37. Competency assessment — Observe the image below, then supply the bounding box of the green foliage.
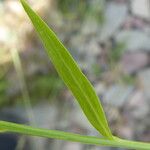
[0,79,7,94]
[0,77,8,106]
[57,0,87,17]
[0,67,64,107]
[92,63,103,76]
[85,0,105,23]
[57,0,105,23]
[120,74,136,85]
[0,0,149,149]
[20,0,112,139]
[29,74,64,101]
[109,42,126,65]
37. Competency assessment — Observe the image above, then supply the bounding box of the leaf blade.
[20,0,113,139]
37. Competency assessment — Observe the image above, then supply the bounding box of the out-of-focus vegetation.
[0,77,8,106]
[27,74,64,102]
[57,0,105,23]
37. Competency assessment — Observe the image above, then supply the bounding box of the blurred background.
[0,0,150,149]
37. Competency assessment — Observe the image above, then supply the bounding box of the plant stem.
[0,121,149,150]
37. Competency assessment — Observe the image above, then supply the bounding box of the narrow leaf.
[20,0,113,139]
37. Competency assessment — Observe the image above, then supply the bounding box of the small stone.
[100,1,128,41]
[121,52,149,74]
[95,82,106,96]
[63,142,82,150]
[128,91,144,107]
[127,91,149,118]
[105,106,121,123]
[117,125,134,139]
[116,30,150,52]
[103,84,134,107]
[131,0,150,20]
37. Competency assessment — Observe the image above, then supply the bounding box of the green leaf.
[20,0,113,139]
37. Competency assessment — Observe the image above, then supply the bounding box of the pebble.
[127,91,149,119]
[121,52,150,74]
[100,1,128,41]
[131,0,150,20]
[103,84,134,107]
[116,30,150,52]
[62,142,82,150]
[117,125,134,139]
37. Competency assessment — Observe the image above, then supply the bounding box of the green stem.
[0,121,149,150]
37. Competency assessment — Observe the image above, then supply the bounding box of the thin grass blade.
[20,0,113,139]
